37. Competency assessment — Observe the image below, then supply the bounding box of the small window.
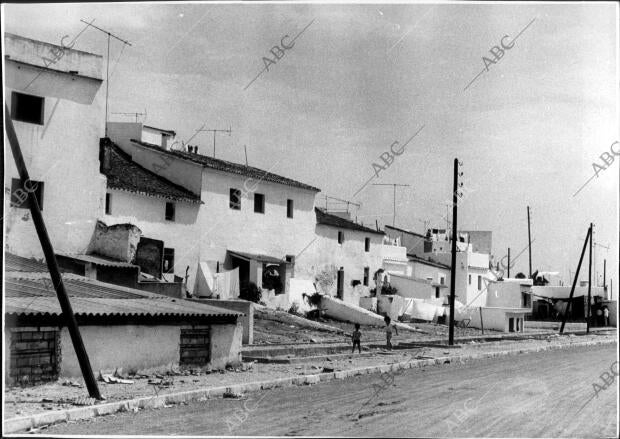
[254,193,265,214]
[287,199,294,218]
[477,275,482,291]
[338,231,344,245]
[163,248,175,273]
[468,274,472,285]
[10,178,44,210]
[365,237,370,252]
[435,287,441,299]
[105,193,111,214]
[229,188,241,210]
[11,92,44,125]
[440,276,445,285]
[165,202,175,221]
[363,267,369,286]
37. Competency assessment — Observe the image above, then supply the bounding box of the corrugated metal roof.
[56,252,138,268]
[4,277,242,318]
[5,253,48,272]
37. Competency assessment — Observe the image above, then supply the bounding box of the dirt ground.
[43,342,618,437]
[4,332,615,421]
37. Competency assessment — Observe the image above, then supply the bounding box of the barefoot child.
[351,323,362,353]
[384,315,398,350]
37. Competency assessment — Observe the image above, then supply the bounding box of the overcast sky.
[4,1,618,290]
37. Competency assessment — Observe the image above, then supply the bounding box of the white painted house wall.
[4,33,106,258]
[103,189,201,284]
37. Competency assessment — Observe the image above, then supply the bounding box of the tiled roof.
[4,277,243,318]
[385,224,427,239]
[315,208,384,235]
[131,139,321,192]
[5,253,48,272]
[103,142,201,204]
[228,250,284,264]
[56,252,137,268]
[407,253,451,270]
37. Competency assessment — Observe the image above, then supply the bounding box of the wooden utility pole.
[448,158,461,345]
[372,183,410,227]
[560,225,591,334]
[527,206,532,278]
[587,223,593,333]
[4,104,102,399]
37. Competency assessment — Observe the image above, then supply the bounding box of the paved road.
[45,344,617,437]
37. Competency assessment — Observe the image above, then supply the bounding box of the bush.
[240,282,262,303]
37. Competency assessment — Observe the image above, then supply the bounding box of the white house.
[100,139,202,284]
[299,208,384,305]
[106,122,321,296]
[4,33,106,258]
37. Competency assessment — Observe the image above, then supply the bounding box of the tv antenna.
[198,126,232,158]
[372,183,410,227]
[112,108,147,123]
[80,19,132,137]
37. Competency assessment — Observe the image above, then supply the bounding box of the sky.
[3,1,618,291]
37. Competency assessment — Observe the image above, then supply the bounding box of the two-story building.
[4,33,106,257]
[106,122,321,295]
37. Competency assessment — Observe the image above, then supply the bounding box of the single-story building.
[4,254,243,386]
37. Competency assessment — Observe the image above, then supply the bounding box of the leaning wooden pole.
[4,104,102,399]
[448,158,459,346]
[586,223,593,333]
[560,225,591,335]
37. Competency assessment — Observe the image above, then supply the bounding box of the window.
[105,193,111,214]
[468,274,472,285]
[229,188,241,210]
[337,268,344,299]
[287,199,294,218]
[180,328,210,365]
[435,287,441,299]
[165,202,175,221]
[338,231,344,244]
[10,178,44,210]
[254,193,265,214]
[477,275,482,291]
[163,248,175,273]
[363,267,369,286]
[440,276,445,285]
[365,237,370,252]
[11,92,44,125]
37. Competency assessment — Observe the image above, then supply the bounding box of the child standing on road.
[384,315,398,350]
[351,323,362,353]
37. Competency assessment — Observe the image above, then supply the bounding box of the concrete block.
[242,382,262,393]
[66,407,95,421]
[3,416,34,434]
[334,371,348,379]
[32,411,67,428]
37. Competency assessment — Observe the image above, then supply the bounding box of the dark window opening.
[440,276,445,285]
[10,178,44,210]
[435,287,441,299]
[105,193,111,214]
[180,328,210,366]
[163,248,175,273]
[338,231,344,244]
[9,329,59,386]
[254,193,265,214]
[365,237,370,252]
[165,202,175,221]
[11,92,44,125]
[477,275,482,291]
[229,188,241,210]
[468,274,472,285]
[363,267,369,286]
[337,268,344,299]
[287,199,294,218]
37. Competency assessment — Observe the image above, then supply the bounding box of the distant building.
[4,33,105,257]
[460,230,493,256]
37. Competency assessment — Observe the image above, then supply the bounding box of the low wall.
[60,325,180,377]
[321,295,384,326]
[359,297,377,312]
[137,281,184,298]
[469,307,528,332]
[192,299,253,344]
[210,321,243,369]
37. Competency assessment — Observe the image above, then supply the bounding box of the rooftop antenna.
[244,145,248,166]
[81,19,132,137]
[198,126,232,158]
[112,108,146,123]
[372,183,411,227]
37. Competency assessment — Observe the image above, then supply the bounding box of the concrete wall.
[4,35,106,260]
[298,224,383,303]
[469,308,528,332]
[384,226,427,256]
[104,189,200,286]
[138,281,184,298]
[194,299,253,344]
[60,325,180,377]
[209,321,243,369]
[409,260,450,287]
[87,220,142,263]
[487,279,532,309]
[390,273,437,300]
[321,295,385,326]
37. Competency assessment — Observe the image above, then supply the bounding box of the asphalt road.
[44,343,618,437]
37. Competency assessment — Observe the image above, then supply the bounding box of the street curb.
[3,338,616,434]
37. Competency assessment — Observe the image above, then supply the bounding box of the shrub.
[303,292,323,308]
[240,282,262,303]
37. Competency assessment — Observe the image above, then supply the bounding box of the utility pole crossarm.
[198,126,232,158]
[372,183,410,227]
